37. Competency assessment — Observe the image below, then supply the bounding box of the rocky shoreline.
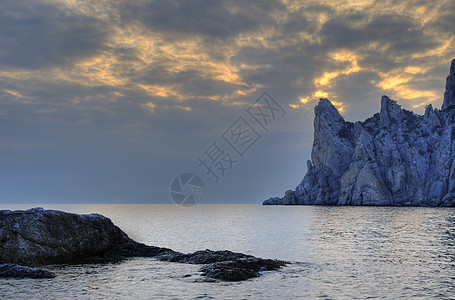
[0,208,287,281]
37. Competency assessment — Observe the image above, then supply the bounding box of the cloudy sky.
[1,0,454,204]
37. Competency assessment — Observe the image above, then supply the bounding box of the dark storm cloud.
[115,0,284,40]
[235,43,322,92]
[0,0,112,70]
[320,13,437,54]
[429,1,455,35]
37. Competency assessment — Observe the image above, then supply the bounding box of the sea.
[0,204,454,299]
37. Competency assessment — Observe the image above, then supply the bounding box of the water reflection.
[1,204,454,299]
[309,207,455,298]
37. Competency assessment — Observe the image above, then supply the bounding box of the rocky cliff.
[264,59,455,206]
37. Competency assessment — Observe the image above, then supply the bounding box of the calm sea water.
[1,204,454,299]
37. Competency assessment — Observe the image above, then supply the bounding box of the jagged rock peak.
[379,95,405,128]
[442,59,455,110]
[315,98,343,122]
[423,103,441,127]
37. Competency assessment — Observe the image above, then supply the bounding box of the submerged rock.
[158,249,249,264]
[264,59,455,206]
[160,249,286,281]
[0,208,287,281]
[200,257,286,281]
[0,264,55,279]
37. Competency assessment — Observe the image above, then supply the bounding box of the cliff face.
[442,59,455,110]
[264,59,455,206]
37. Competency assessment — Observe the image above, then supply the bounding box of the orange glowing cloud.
[313,90,329,98]
[377,66,439,106]
[314,49,362,88]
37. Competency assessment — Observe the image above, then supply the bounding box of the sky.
[1,0,455,204]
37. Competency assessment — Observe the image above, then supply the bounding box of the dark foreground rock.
[0,207,171,265]
[264,58,455,206]
[159,249,252,264]
[0,208,287,281]
[160,249,287,281]
[200,257,287,281]
[0,264,55,279]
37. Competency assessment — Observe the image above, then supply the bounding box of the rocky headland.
[264,59,455,206]
[0,208,287,281]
